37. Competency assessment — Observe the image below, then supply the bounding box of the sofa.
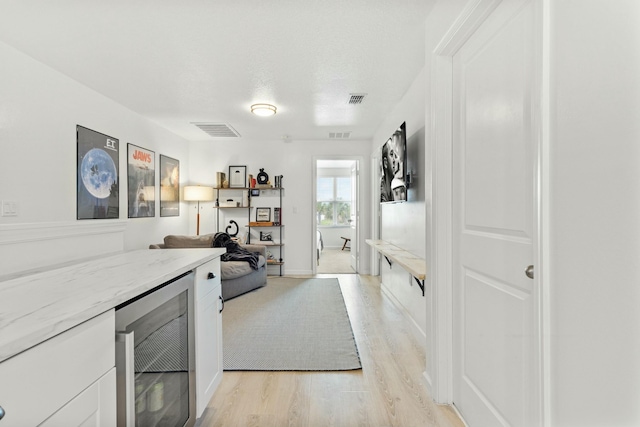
[149,234,267,300]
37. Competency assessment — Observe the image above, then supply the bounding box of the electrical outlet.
[1,200,18,217]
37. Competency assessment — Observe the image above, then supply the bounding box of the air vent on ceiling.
[192,122,240,138]
[329,132,352,139]
[348,93,367,104]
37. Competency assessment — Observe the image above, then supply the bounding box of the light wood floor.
[196,274,464,427]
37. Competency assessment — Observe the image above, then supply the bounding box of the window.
[317,176,351,226]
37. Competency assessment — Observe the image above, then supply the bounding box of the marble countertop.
[0,248,225,363]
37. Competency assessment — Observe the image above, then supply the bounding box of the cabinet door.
[194,259,223,418]
[0,311,114,426]
[40,368,116,427]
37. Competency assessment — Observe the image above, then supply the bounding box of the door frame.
[312,156,363,274]
[429,0,550,425]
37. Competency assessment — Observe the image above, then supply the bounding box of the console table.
[365,239,426,296]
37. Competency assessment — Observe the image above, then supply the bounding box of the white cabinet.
[194,257,224,418]
[40,368,116,427]
[0,311,115,426]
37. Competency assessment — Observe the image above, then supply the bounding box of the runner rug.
[222,277,361,371]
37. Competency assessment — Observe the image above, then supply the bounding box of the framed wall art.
[160,154,180,217]
[127,144,155,218]
[256,207,271,222]
[77,125,120,220]
[229,165,247,188]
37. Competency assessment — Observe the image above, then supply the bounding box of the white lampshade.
[183,185,215,201]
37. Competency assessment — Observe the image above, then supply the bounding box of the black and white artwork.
[380,122,407,203]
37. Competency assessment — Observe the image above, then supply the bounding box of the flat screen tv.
[380,122,407,203]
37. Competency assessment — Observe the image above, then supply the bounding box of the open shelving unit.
[247,187,284,276]
[213,186,284,276]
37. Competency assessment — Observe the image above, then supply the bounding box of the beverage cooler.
[115,271,196,427]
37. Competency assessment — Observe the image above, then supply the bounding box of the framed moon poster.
[77,125,120,220]
[160,155,180,217]
[127,144,155,218]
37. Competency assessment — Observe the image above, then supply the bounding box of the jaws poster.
[127,144,155,218]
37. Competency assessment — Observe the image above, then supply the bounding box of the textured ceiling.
[0,0,434,142]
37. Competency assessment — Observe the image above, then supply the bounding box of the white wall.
[0,41,191,275]
[550,2,640,426]
[371,67,428,338]
[188,138,372,275]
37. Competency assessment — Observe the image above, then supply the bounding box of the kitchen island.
[0,248,225,426]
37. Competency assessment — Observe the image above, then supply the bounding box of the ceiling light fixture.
[251,103,277,117]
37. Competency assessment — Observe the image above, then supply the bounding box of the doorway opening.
[313,159,359,274]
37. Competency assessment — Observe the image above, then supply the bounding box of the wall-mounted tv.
[380,122,407,203]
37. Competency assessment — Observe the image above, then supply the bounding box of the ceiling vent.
[348,93,367,104]
[329,132,352,139]
[192,122,240,138]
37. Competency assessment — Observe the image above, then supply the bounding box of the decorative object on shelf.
[77,125,120,220]
[216,172,226,188]
[275,175,283,188]
[127,143,155,218]
[242,190,249,207]
[220,199,239,207]
[257,168,269,185]
[251,177,257,188]
[260,231,273,241]
[183,185,214,235]
[248,174,253,187]
[256,207,271,222]
[274,207,281,225]
[250,103,277,117]
[226,220,239,237]
[229,165,247,188]
[251,189,260,197]
[159,154,180,217]
[249,221,274,226]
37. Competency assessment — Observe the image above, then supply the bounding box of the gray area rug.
[223,277,362,371]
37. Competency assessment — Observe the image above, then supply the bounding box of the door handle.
[525,265,534,279]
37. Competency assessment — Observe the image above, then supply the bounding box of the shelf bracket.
[384,255,392,267]
[413,276,425,297]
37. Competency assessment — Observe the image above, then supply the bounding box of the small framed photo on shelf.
[229,165,247,188]
[256,207,271,222]
[250,188,260,197]
[260,231,273,241]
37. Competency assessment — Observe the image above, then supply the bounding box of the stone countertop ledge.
[0,248,225,363]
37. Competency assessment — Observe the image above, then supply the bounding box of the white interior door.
[452,1,539,426]
[349,162,358,272]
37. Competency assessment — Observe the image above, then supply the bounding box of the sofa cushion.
[163,234,214,248]
[221,256,266,280]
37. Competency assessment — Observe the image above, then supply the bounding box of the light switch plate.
[2,200,18,217]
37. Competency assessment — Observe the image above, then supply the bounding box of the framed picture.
[251,189,260,197]
[256,207,271,222]
[260,231,273,241]
[229,165,247,188]
[127,144,155,218]
[77,125,120,220]
[160,155,180,217]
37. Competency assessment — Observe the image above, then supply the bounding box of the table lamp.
[183,185,215,235]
